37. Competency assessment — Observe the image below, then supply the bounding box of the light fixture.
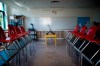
[52,10,57,14]
[50,0,60,14]
[51,0,60,3]
[51,0,60,7]
[14,2,23,6]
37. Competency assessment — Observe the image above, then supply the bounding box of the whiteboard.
[25,17,77,31]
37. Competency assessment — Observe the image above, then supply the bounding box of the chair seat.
[88,39,100,44]
[23,32,28,35]
[23,31,30,34]
[17,34,25,37]
[0,38,14,43]
[10,35,21,40]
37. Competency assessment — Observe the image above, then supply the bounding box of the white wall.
[7,5,100,31]
[8,7,95,17]
[93,8,100,22]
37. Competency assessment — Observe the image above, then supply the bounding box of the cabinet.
[9,15,25,26]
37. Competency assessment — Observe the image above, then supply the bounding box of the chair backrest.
[8,25,17,36]
[79,26,87,35]
[74,25,80,32]
[20,26,26,33]
[14,26,21,34]
[85,26,98,40]
[0,26,6,40]
[94,26,100,40]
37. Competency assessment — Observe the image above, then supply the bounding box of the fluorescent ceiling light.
[15,2,23,6]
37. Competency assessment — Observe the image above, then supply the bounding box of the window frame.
[0,2,7,30]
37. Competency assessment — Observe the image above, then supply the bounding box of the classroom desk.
[44,34,57,45]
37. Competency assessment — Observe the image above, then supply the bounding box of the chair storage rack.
[66,25,100,66]
[0,25,33,66]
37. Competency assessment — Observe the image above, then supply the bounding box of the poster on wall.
[78,17,90,28]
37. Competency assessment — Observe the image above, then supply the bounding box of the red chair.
[80,26,100,51]
[91,39,100,44]
[67,25,80,40]
[71,26,99,66]
[19,26,32,41]
[0,26,19,57]
[14,26,32,44]
[19,26,30,35]
[70,26,87,43]
[14,26,25,37]
[69,25,80,33]
[84,26,98,40]
[8,25,24,48]
[0,26,17,43]
[8,25,20,39]
[74,26,87,36]
[73,26,98,49]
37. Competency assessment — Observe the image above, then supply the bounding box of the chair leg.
[79,40,86,50]
[90,49,100,60]
[15,40,21,48]
[73,38,79,45]
[81,54,83,66]
[95,60,100,66]
[72,37,78,45]
[25,46,27,62]
[13,41,19,50]
[81,41,90,52]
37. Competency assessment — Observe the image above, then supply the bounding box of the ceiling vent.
[51,0,60,3]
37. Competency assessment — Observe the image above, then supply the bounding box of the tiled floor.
[9,39,76,66]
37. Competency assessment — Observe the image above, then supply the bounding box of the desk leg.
[45,37,47,45]
[55,37,56,46]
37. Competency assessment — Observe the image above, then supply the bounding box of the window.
[0,2,7,30]
[0,12,4,28]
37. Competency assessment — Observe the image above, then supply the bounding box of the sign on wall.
[78,17,90,28]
